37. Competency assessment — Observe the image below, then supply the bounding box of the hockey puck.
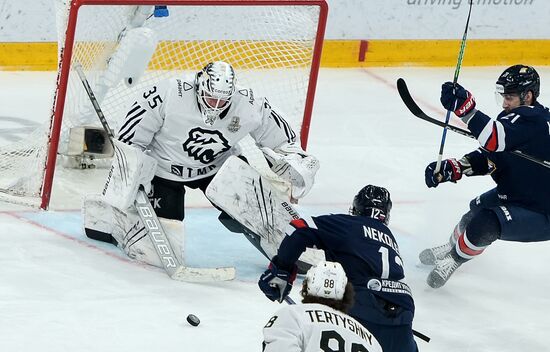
[186,314,200,327]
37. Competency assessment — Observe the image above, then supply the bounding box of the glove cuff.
[458,155,473,176]
[270,256,298,282]
[448,158,463,181]
[460,108,477,124]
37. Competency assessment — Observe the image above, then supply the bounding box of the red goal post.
[3,0,329,209]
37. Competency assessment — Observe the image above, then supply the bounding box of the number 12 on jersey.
[378,246,403,279]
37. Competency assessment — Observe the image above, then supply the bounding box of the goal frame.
[42,0,328,209]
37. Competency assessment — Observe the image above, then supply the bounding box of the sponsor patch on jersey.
[171,164,184,176]
[248,88,255,104]
[367,278,412,296]
[227,116,241,133]
[176,81,193,97]
[367,279,382,291]
[176,79,183,97]
[237,88,255,104]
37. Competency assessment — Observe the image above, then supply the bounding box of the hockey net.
[0,0,327,209]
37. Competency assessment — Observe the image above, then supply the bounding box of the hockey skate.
[426,252,463,288]
[419,242,453,265]
[419,225,462,265]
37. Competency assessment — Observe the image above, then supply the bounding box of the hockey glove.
[440,82,476,118]
[425,158,463,188]
[258,258,297,303]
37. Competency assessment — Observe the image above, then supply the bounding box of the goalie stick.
[396,78,550,170]
[283,297,431,343]
[74,63,236,282]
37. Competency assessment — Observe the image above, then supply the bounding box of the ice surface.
[1,67,549,351]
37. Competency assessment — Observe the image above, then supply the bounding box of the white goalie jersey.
[116,76,299,182]
[262,303,382,352]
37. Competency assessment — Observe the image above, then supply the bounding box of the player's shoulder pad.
[233,86,267,117]
[507,103,549,120]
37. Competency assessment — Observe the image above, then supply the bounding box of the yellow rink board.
[2,39,550,70]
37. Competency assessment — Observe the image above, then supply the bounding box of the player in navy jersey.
[258,185,418,352]
[420,64,550,288]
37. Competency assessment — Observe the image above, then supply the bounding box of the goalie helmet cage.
[0,0,328,209]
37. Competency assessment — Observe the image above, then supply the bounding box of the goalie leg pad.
[113,209,185,268]
[206,155,324,267]
[83,194,184,268]
[83,194,116,242]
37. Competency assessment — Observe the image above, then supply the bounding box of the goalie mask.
[305,261,348,300]
[195,61,236,125]
[350,185,392,225]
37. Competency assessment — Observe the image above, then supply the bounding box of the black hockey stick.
[284,296,431,343]
[434,0,473,173]
[397,78,550,169]
[397,78,473,138]
[74,63,235,281]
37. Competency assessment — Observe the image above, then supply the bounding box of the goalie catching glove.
[261,142,320,199]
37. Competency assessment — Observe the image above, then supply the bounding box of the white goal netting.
[0,1,327,208]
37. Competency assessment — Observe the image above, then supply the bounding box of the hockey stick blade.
[397,78,473,138]
[397,78,550,169]
[171,265,236,282]
[134,189,236,282]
